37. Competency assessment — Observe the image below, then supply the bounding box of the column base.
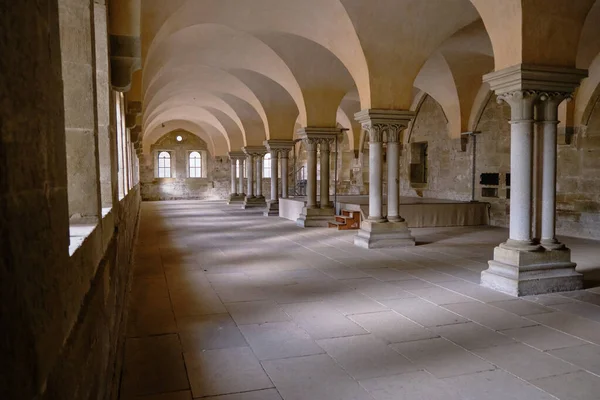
[242,196,266,209]
[481,244,582,297]
[354,220,415,249]
[296,207,335,227]
[228,194,245,204]
[263,200,280,216]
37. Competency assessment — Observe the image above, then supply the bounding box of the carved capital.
[496,90,541,121]
[354,109,412,144]
[537,92,573,122]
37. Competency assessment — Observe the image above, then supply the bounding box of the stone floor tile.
[239,322,324,361]
[550,344,600,375]
[317,334,419,380]
[437,280,515,302]
[282,301,368,339]
[551,301,600,323]
[431,322,516,350]
[501,325,588,351]
[225,300,290,325]
[443,369,557,400]
[202,389,282,400]
[262,354,373,400]
[443,302,538,330]
[349,311,438,344]
[359,267,414,281]
[184,347,273,398]
[473,343,580,381]
[391,338,495,378]
[406,286,475,305]
[528,312,600,344]
[524,294,576,306]
[359,371,462,400]
[170,287,227,318]
[177,314,247,352]
[530,371,600,400]
[120,335,189,398]
[322,290,389,315]
[389,278,434,290]
[407,268,460,283]
[560,290,600,306]
[320,266,370,280]
[340,278,415,300]
[383,297,468,327]
[133,391,192,400]
[488,299,554,316]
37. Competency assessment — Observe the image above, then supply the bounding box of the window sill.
[69,222,97,256]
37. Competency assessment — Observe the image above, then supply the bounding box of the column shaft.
[230,159,237,195]
[320,142,331,208]
[509,121,534,242]
[238,159,244,195]
[270,150,279,202]
[306,140,318,208]
[256,156,263,197]
[387,140,401,221]
[369,140,384,221]
[246,156,254,197]
[281,152,289,199]
[541,121,558,242]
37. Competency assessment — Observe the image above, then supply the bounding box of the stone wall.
[406,93,600,240]
[0,2,141,398]
[401,95,473,202]
[556,101,600,238]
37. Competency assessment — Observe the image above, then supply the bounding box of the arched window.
[158,151,171,178]
[263,153,271,178]
[189,151,202,178]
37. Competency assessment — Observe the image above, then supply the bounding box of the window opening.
[158,151,171,178]
[189,151,202,178]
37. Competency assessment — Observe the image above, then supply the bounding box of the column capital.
[242,146,267,157]
[228,151,246,161]
[355,109,413,143]
[483,64,587,95]
[263,140,295,152]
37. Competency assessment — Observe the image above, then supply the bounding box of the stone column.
[540,93,570,249]
[354,109,415,248]
[228,152,246,205]
[270,150,279,203]
[503,91,539,247]
[238,159,245,196]
[387,130,403,222]
[246,155,254,198]
[281,150,289,199]
[306,138,318,209]
[230,158,237,195]
[242,146,267,209]
[256,155,263,198]
[480,65,586,296]
[296,128,338,227]
[368,130,385,222]
[320,139,333,209]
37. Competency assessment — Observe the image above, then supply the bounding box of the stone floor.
[121,200,600,400]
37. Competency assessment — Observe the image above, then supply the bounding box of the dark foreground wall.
[0,1,141,398]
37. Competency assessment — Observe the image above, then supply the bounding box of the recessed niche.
[481,187,499,198]
[480,173,499,186]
